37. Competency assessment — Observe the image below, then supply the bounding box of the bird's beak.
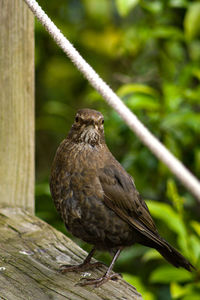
[87,124,98,131]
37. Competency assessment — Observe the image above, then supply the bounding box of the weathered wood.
[0,1,34,212]
[0,207,142,300]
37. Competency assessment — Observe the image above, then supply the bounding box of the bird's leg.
[78,248,122,287]
[60,247,104,273]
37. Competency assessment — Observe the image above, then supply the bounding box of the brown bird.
[50,108,195,287]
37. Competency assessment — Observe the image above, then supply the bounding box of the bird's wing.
[99,161,165,246]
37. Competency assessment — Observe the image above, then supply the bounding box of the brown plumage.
[50,108,195,287]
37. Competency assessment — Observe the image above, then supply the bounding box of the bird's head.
[68,109,105,147]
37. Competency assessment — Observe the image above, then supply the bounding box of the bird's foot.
[77,272,122,288]
[59,261,104,274]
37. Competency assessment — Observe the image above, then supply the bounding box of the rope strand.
[23,0,200,201]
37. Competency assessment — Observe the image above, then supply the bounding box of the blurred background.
[35,0,200,299]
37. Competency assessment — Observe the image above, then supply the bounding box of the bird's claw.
[76,272,122,288]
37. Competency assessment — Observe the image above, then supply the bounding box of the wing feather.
[98,161,169,248]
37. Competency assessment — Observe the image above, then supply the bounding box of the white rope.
[23,0,200,201]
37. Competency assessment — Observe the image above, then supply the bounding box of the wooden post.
[0,0,34,212]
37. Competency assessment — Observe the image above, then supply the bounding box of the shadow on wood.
[0,207,142,300]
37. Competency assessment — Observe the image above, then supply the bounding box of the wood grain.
[0,207,143,300]
[0,0,34,212]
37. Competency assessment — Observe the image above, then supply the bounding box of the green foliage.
[184,2,200,41]
[35,0,200,299]
[123,273,156,300]
[150,266,193,284]
[116,0,139,16]
[122,181,200,298]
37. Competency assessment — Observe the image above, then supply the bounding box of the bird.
[50,108,195,287]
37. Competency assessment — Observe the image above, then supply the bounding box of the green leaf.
[171,281,200,300]
[169,0,188,8]
[190,221,200,237]
[189,234,200,262]
[123,273,143,289]
[141,1,163,14]
[184,2,200,40]
[118,84,159,98]
[163,83,183,111]
[146,200,192,257]
[142,249,162,262]
[127,95,160,111]
[115,0,139,17]
[152,26,183,40]
[194,148,200,175]
[150,265,193,283]
[170,282,188,298]
[117,84,160,111]
[167,179,184,214]
[123,274,155,300]
[145,201,187,238]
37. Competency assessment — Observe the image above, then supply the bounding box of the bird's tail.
[138,230,195,271]
[154,238,195,272]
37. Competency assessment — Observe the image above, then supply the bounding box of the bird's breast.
[65,142,105,172]
[50,140,134,249]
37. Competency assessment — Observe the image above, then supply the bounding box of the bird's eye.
[75,116,79,122]
[101,119,104,124]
